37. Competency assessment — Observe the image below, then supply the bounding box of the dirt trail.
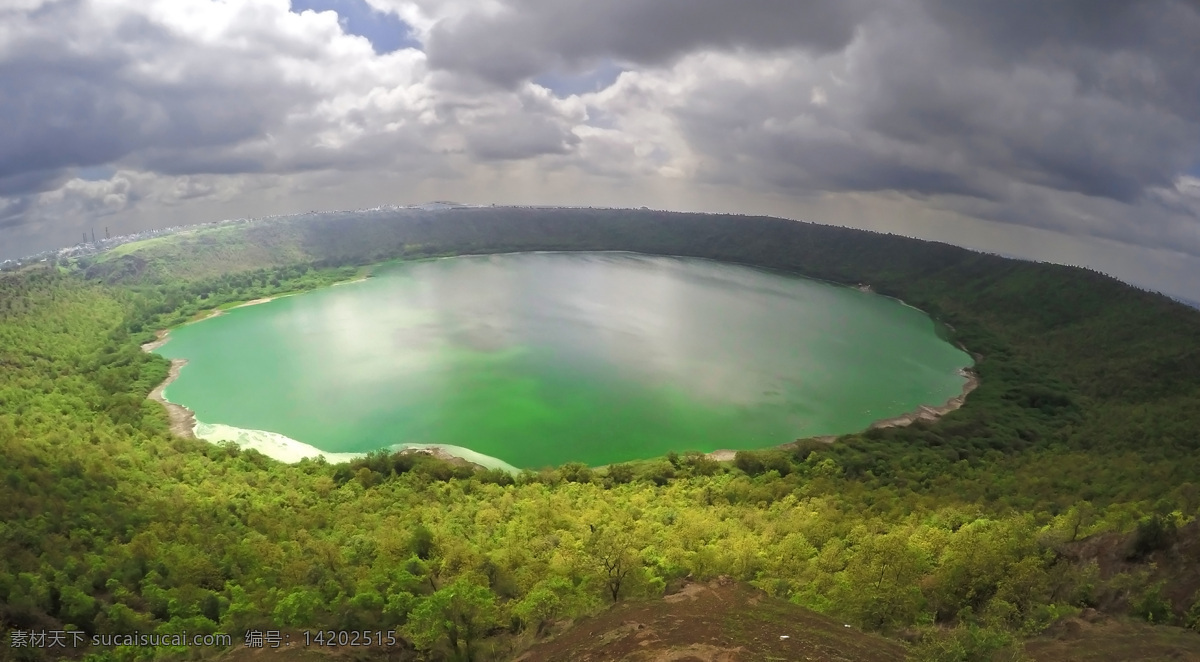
[514,577,905,662]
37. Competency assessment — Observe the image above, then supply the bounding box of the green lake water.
[156,252,971,468]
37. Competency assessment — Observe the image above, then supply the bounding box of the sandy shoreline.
[140,296,286,439]
[203,295,279,318]
[140,329,170,353]
[177,294,288,331]
[147,358,197,439]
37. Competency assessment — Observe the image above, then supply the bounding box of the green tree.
[512,577,589,636]
[838,530,929,630]
[586,525,641,603]
[272,588,323,627]
[403,578,499,662]
[411,524,436,560]
[1184,590,1200,631]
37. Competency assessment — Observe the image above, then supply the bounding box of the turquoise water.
[156,252,971,468]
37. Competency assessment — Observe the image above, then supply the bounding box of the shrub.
[1127,515,1176,560]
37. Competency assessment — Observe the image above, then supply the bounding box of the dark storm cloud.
[0,169,72,198]
[675,100,988,201]
[627,0,1200,252]
[424,0,873,87]
[3,0,1200,265]
[878,0,1200,198]
[0,4,302,203]
[431,0,1198,217]
[466,120,580,161]
[0,0,454,219]
[924,0,1200,115]
[850,19,1200,204]
[0,196,37,230]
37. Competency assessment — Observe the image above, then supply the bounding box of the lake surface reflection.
[157,252,971,468]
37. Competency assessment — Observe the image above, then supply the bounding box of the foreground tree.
[404,577,500,662]
[586,525,641,603]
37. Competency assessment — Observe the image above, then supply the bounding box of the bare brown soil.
[214,632,415,662]
[1026,613,1200,661]
[1061,520,1200,618]
[396,446,488,472]
[513,577,906,662]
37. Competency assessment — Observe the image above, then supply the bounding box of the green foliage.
[603,463,635,486]
[1185,591,1200,631]
[410,525,436,561]
[512,577,589,635]
[272,589,323,627]
[403,578,499,661]
[1128,515,1177,560]
[584,522,642,602]
[635,459,676,486]
[559,462,594,484]
[734,450,792,477]
[910,624,1027,662]
[1132,582,1175,625]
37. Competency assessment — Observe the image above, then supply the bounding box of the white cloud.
[2,0,1200,301]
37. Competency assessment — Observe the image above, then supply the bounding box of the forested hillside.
[4,209,1200,661]
[86,208,1200,464]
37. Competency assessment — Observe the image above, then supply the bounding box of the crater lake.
[154,252,972,468]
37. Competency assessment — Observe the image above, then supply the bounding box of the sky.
[1,0,1199,301]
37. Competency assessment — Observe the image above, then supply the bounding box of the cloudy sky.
[2,0,1199,300]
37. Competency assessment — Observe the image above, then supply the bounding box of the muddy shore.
[396,446,488,471]
[868,367,979,429]
[705,368,979,461]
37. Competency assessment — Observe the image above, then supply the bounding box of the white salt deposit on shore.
[192,421,518,472]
